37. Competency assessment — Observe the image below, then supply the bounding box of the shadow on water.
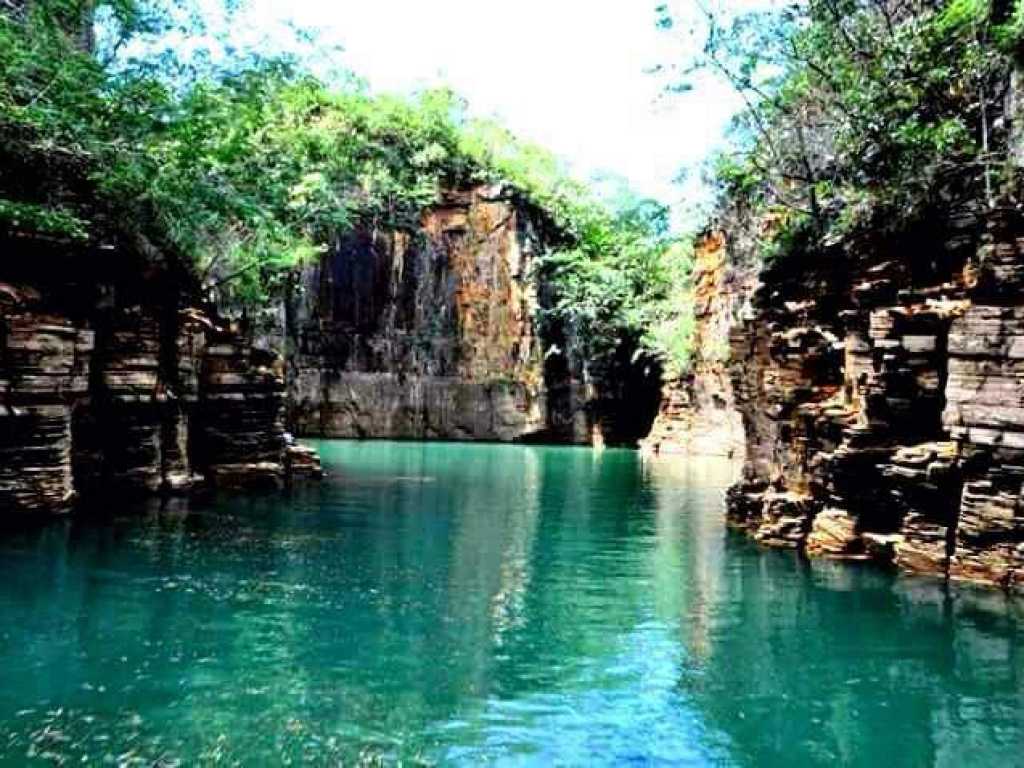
[0,441,1020,765]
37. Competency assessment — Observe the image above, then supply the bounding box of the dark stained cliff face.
[708,208,1024,594]
[0,178,665,520]
[279,185,606,444]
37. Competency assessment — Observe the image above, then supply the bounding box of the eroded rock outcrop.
[0,239,316,521]
[0,296,93,515]
[720,209,1024,593]
[197,335,288,489]
[642,231,748,457]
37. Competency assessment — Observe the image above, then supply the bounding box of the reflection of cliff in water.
[647,457,1024,768]
[0,444,670,762]
[0,446,1020,765]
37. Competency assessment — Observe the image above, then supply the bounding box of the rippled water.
[0,441,1022,766]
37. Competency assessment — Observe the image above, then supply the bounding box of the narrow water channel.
[0,441,1021,766]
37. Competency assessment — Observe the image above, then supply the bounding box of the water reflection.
[641,456,1024,768]
[0,442,1019,766]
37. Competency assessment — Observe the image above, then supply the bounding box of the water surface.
[0,441,1021,766]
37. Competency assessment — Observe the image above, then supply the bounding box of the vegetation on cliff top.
[10,0,1020,388]
[0,0,694,374]
[660,0,1024,267]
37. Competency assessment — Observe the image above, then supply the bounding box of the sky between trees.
[138,0,763,226]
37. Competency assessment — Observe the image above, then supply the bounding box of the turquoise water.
[0,441,1022,766]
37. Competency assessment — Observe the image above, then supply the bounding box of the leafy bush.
[537,192,694,375]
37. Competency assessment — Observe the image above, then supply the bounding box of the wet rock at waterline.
[710,210,1024,593]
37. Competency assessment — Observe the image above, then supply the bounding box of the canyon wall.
[714,209,1024,594]
[0,238,318,521]
[0,180,660,523]
[267,185,658,445]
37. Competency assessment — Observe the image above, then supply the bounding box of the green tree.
[2,0,694,376]
[658,0,1023,260]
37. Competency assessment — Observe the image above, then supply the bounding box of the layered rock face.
[0,242,314,521]
[722,210,1024,593]
[642,232,748,457]
[0,300,93,514]
[276,186,609,444]
[195,334,290,489]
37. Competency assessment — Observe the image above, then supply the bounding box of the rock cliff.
[0,234,317,521]
[713,209,1024,594]
[642,231,747,457]
[270,185,657,445]
[0,177,662,522]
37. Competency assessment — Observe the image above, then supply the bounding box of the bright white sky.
[196,0,750,219]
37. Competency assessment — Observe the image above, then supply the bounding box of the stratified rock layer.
[197,338,287,489]
[0,255,315,520]
[0,307,92,515]
[721,209,1024,592]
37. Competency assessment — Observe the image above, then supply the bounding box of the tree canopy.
[0,0,694,373]
[658,0,1024,264]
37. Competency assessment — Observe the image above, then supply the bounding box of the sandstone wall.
[642,232,749,457]
[720,209,1024,594]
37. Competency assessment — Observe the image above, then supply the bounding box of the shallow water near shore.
[0,440,1021,766]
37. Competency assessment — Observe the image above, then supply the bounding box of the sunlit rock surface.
[642,231,747,457]
[272,185,660,445]
[273,186,563,442]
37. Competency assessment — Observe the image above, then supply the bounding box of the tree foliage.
[538,191,694,376]
[659,0,1024,263]
[0,0,692,372]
